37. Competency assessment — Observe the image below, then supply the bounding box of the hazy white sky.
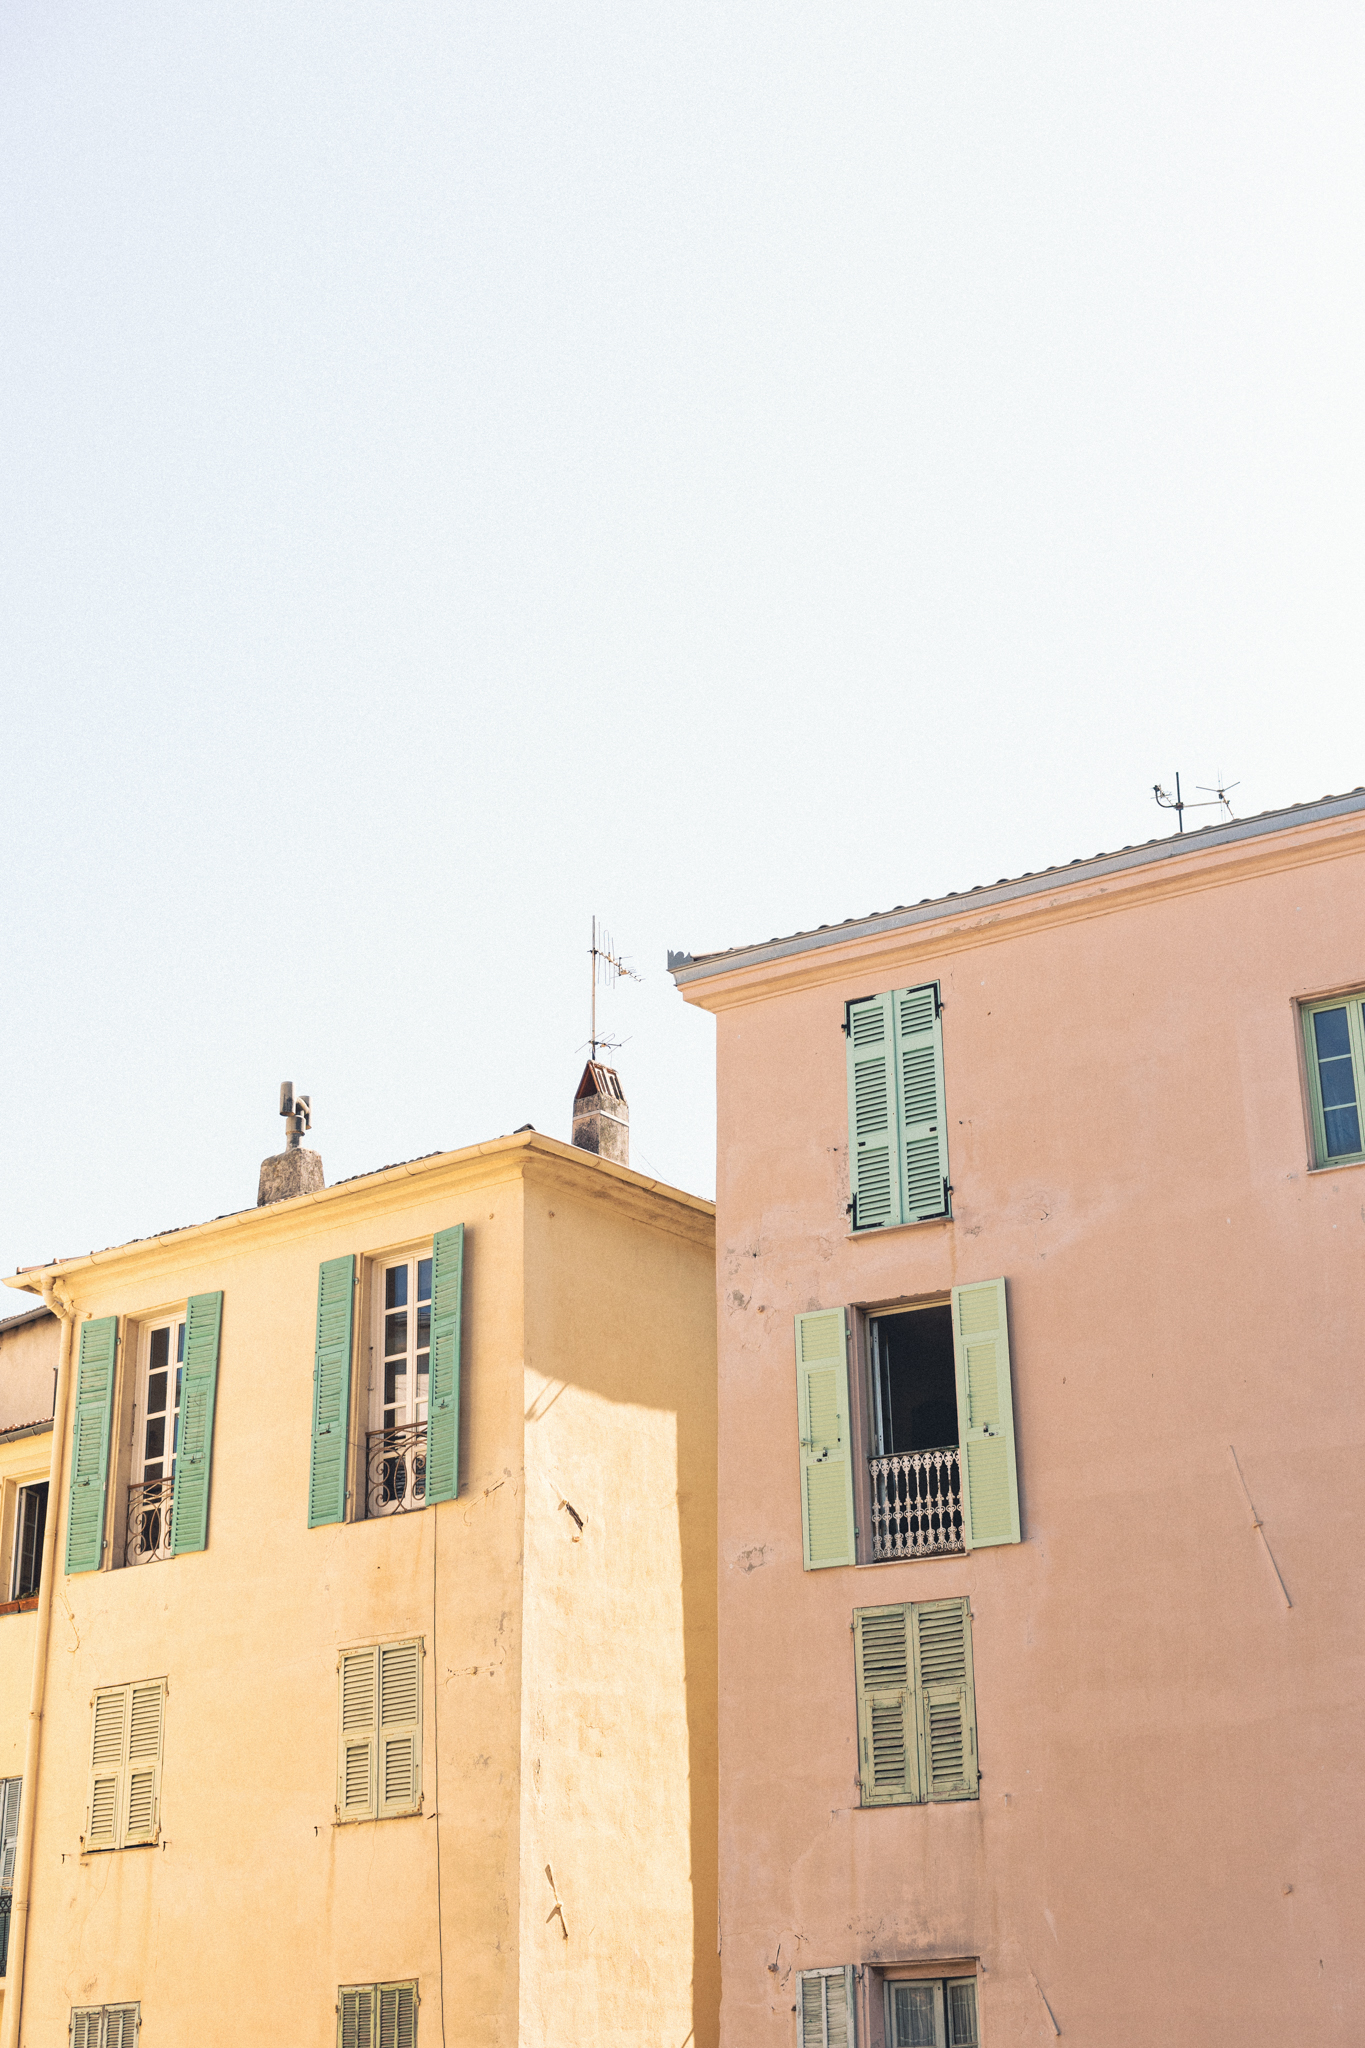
[3,4,1364,1312]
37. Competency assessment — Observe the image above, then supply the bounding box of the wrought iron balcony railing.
[0,1888,11,1976]
[869,1447,965,1560]
[126,1477,175,1565]
[367,1422,427,1517]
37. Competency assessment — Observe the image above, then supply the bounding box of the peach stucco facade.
[675,792,1365,2045]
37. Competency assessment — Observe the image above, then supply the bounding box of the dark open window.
[12,1483,47,1600]
[868,1307,964,1559]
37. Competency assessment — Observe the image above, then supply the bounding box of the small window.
[70,2005,140,2047]
[85,1681,165,1850]
[886,1976,979,2047]
[338,1980,418,2047]
[869,1308,964,1561]
[854,1598,978,1806]
[11,1482,48,1600]
[127,1315,184,1565]
[367,1252,432,1517]
[337,1640,423,1821]
[1303,994,1365,1166]
[1,1775,20,1973]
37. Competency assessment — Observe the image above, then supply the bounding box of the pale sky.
[3,4,1364,1313]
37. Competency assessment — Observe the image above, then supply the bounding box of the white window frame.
[1302,989,1365,1168]
[366,1245,432,1518]
[129,1311,185,1563]
[884,1975,978,2048]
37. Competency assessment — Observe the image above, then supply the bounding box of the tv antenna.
[589,916,641,1062]
[1153,772,1239,834]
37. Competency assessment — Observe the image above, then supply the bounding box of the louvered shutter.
[338,1648,378,1820]
[378,1641,422,1816]
[378,1982,417,2048]
[426,1225,463,1505]
[340,1987,376,2048]
[895,985,949,1221]
[912,1599,978,1801]
[171,1291,222,1555]
[103,2006,140,2047]
[310,1257,356,1528]
[87,1687,127,1848]
[123,1682,164,1843]
[950,1279,1020,1549]
[70,2012,102,2048]
[794,1310,856,1571]
[847,993,902,1229]
[799,1968,856,2048]
[0,1776,20,1888]
[66,1317,119,1575]
[854,1605,918,1806]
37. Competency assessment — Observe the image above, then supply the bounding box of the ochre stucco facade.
[676,795,1365,2045]
[0,1132,717,2048]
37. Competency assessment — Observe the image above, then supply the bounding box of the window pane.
[1313,1008,1361,1156]
[385,1362,406,1407]
[386,1265,408,1309]
[1314,1006,1352,1060]
[893,1984,938,2047]
[144,1417,165,1465]
[146,1370,167,1417]
[947,1981,978,2046]
[417,1305,430,1354]
[1324,1102,1363,1156]
[417,1257,432,1303]
[385,1312,408,1358]
[176,1320,185,1363]
[148,1326,169,1373]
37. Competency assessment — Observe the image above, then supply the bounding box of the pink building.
[672,790,1365,2047]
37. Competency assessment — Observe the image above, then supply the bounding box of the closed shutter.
[66,1317,119,1575]
[378,1982,417,2048]
[426,1225,464,1505]
[103,2006,141,2047]
[87,1687,127,1849]
[794,1310,856,1571]
[123,1682,165,1843]
[171,1291,223,1555]
[896,985,949,1221]
[340,1988,376,2048]
[339,1648,378,1821]
[912,1599,978,1801]
[799,1968,856,2048]
[70,2012,102,2048]
[847,993,901,1229]
[950,1279,1020,1549]
[854,1605,918,1805]
[378,1641,422,1816]
[310,1257,356,1529]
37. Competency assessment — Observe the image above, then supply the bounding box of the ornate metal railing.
[126,1477,174,1565]
[0,1889,10,1976]
[869,1447,964,1560]
[367,1423,427,1517]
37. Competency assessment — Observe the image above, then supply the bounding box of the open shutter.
[87,1686,127,1849]
[171,1291,222,1555]
[340,1988,376,2048]
[896,984,949,1221]
[123,1681,164,1843]
[847,993,902,1230]
[795,1310,856,1570]
[799,1968,856,2048]
[66,1317,118,1575]
[338,1648,378,1821]
[310,1257,356,1528]
[427,1225,464,1505]
[1,1776,21,1889]
[854,1605,918,1806]
[378,1983,417,2048]
[913,1598,978,1800]
[378,1640,422,1816]
[951,1279,1020,1549]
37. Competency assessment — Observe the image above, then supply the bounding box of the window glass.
[371,1252,433,1514]
[12,1483,47,1600]
[947,1980,978,2047]
[1313,1006,1362,1156]
[892,1983,939,2046]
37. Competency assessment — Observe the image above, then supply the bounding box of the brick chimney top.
[571,1062,629,1166]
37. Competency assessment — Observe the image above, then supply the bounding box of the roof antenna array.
[1153,773,1239,834]
[588,916,641,1062]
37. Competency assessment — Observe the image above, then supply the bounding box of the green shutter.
[170,1291,222,1555]
[795,1309,856,1570]
[378,1982,417,2048]
[895,984,949,1221]
[338,1647,378,1821]
[426,1225,464,1505]
[65,1316,119,1575]
[855,1604,918,1805]
[377,1639,422,1816]
[951,1278,1020,1548]
[847,992,902,1229]
[309,1256,356,1529]
[913,1598,978,1800]
[340,1988,376,2048]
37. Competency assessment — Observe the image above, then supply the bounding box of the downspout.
[1,1276,75,2048]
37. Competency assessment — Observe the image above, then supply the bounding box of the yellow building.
[0,1121,717,2048]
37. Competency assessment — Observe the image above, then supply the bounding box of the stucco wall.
[0,1314,57,1435]
[691,820,1365,2044]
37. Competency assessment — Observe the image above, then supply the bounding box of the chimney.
[258,1081,325,1205]
[571,1061,629,1167]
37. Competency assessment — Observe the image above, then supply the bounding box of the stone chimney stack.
[258,1081,325,1205]
[571,1061,629,1167]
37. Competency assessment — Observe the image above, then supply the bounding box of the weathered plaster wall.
[518,1166,719,2048]
[0,1314,57,1434]
[691,821,1365,2045]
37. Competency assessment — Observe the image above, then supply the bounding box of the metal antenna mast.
[1153,773,1239,834]
[589,916,641,1062]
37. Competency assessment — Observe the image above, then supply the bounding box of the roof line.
[668,788,1365,985]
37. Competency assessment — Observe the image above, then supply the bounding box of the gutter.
[0,1277,75,2048]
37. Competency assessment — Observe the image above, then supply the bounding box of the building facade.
[0,1130,717,2047]
[672,790,1365,2045]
